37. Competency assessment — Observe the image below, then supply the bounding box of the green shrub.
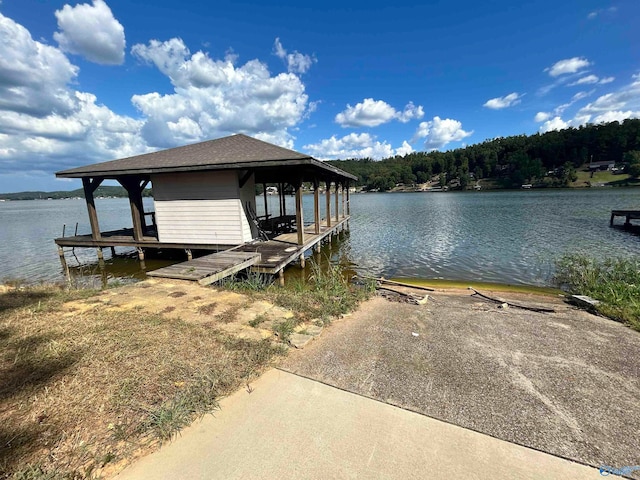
[554,254,640,330]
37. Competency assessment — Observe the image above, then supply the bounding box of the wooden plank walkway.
[147,251,261,285]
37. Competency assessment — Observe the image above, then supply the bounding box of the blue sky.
[0,0,638,192]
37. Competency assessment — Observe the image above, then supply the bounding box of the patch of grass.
[221,272,272,292]
[272,319,295,342]
[0,284,284,478]
[215,303,244,323]
[196,302,218,315]
[248,313,269,328]
[269,261,374,325]
[554,254,640,331]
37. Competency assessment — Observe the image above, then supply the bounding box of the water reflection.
[1,189,639,286]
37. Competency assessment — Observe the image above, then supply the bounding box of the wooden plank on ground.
[147,251,261,282]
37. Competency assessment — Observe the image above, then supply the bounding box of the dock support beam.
[57,245,70,279]
[325,180,332,228]
[278,269,285,287]
[295,180,304,246]
[186,249,193,261]
[342,182,346,220]
[82,177,103,240]
[263,183,268,219]
[137,247,146,270]
[335,182,340,223]
[313,179,321,235]
[119,178,147,242]
[300,254,306,269]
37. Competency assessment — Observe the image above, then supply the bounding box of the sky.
[0,0,638,192]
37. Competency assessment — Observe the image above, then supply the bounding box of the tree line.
[327,119,640,190]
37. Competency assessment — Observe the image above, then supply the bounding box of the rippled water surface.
[1,189,639,286]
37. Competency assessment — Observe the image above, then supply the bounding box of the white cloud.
[537,75,640,132]
[545,57,591,77]
[0,13,78,117]
[483,92,523,110]
[0,14,314,181]
[395,141,414,156]
[592,110,640,123]
[273,37,315,74]
[569,75,598,86]
[335,99,395,127]
[396,102,424,123]
[411,116,473,150]
[569,75,615,86]
[335,98,424,127]
[131,37,312,148]
[534,112,550,122]
[54,0,125,65]
[539,116,569,133]
[587,6,617,20]
[303,133,410,160]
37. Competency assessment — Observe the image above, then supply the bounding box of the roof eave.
[56,157,357,181]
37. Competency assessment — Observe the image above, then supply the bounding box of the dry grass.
[0,284,284,479]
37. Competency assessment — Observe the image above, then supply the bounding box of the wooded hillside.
[328,119,640,190]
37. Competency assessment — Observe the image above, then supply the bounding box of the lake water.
[1,188,638,286]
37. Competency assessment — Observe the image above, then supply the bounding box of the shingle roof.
[56,134,356,181]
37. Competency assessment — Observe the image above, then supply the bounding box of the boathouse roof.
[56,134,356,182]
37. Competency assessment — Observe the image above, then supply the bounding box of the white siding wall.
[152,171,255,245]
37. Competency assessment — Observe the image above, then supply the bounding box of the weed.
[555,254,640,331]
[272,319,295,342]
[197,302,218,315]
[248,313,269,328]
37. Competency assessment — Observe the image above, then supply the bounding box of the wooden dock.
[143,216,349,284]
[147,251,261,285]
[610,210,640,227]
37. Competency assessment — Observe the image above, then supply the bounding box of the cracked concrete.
[281,291,640,476]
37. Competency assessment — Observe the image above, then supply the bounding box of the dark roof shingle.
[56,134,356,181]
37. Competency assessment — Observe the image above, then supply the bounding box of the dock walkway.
[145,216,349,284]
[147,251,261,285]
[610,210,640,227]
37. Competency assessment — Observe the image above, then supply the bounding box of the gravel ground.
[281,291,640,477]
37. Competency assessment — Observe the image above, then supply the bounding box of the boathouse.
[55,134,356,284]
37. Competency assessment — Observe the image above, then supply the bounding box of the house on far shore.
[54,134,356,284]
[589,160,616,172]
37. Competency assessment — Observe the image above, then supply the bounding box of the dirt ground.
[281,288,640,477]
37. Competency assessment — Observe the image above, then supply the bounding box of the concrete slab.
[115,369,595,480]
[282,294,640,476]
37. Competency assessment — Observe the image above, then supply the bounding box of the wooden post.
[300,254,306,269]
[278,269,285,286]
[341,183,346,220]
[136,247,146,270]
[57,245,70,279]
[279,183,284,217]
[325,180,332,228]
[346,182,351,215]
[313,179,320,234]
[119,178,145,242]
[82,177,103,240]
[335,181,340,223]
[110,246,116,256]
[186,249,193,261]
[263,183,268,218]
[96,247,104,268]
[295,181,304,245]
